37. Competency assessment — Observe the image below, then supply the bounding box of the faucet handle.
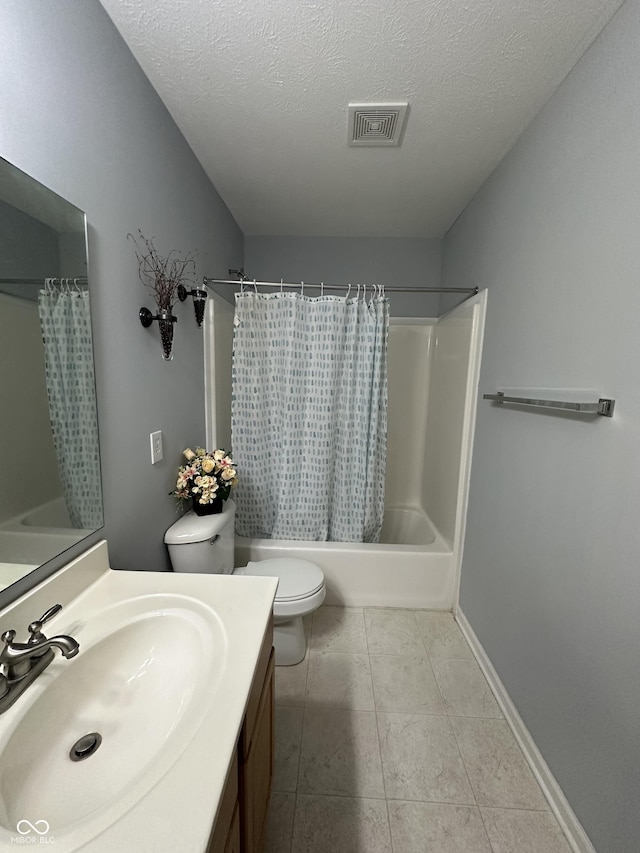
[28,604,63,645]
[1,630,16,646]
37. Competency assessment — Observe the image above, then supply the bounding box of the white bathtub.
[0,526,90,592]
[0,497,91,540]
[0,561,39,593]
[0,496,90,585]
[16,496,75,529]
[235,505,454,609]
[0,496,77,531]
[379,507,436,546]
[0,529,85,566]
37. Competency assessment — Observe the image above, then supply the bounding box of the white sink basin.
[0,593,225,846]
[0,543,276,851]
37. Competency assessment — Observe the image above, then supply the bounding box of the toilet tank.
[164,499,236,574]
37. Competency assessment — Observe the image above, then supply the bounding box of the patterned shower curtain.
[232,289,389,542]
[38,286,103,530]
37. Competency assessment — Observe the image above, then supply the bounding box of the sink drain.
[70,732,102,762]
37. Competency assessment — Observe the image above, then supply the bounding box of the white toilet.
[164,499,325,665]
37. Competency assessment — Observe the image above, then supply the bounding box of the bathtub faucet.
[0,603,79,714]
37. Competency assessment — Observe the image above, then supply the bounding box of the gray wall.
[245,236,442,317]
[442,2,638,850]
[0,200,60,298]
[0,0,243,580]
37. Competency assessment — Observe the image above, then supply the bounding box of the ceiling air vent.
[348,102,409,147]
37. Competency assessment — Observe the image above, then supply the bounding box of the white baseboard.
[455,608,596,853]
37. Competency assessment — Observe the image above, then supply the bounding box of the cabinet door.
[224,803,240,853]
[206,753,238,853]
[241,624,273,759]
[240,649,275,853]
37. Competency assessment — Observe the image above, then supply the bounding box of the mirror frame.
[0,157,104,609]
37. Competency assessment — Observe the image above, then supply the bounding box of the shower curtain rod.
[0,276,88,286]
[202,275,478,296]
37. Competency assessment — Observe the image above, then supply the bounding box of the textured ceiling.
[99,0,624,238]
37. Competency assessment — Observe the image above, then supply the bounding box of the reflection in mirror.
[0,158,103,594]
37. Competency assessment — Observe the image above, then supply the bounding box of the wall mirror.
[0,157,103,595]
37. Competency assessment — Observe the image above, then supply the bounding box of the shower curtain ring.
[280,278,283,294]
[301,280,304,296]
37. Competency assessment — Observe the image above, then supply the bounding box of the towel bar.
[483,392,615,417]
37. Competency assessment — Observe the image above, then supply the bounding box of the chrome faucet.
[0,604,79,714]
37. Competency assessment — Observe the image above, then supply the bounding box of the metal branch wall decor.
[129,230,198,360]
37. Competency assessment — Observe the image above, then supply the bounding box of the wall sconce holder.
[178,284,208,327]
[139,307,177,360]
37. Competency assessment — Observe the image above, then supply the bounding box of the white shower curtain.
[38,286,103,530]
[232,289,389,542]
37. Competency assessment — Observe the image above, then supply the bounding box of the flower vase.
[192,495,224,516]
[193,291,206,327]
[157,309,176,361]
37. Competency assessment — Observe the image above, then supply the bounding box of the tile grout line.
[414,609,450,717]
[415,609,497,849]
[288,613,316,852]
[365,606,395,853]
[294,613,315,795]
[436,617,539,853]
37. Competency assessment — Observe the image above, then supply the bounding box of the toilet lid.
[244,558,324,602]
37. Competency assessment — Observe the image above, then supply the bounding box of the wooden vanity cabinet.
[206,622,274,853]
[207,753,240,853]
[239,644,275,853]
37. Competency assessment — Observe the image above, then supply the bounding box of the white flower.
[172,447,236,503]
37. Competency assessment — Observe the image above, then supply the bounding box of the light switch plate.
[150,430,163,464]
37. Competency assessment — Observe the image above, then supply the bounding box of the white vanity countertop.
[0,541,277,852]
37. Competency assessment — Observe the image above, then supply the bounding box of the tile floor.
[262,606,572,853]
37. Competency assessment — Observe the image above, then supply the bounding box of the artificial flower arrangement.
[172,447,238,509]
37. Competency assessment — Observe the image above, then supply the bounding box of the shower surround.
[206,291,486,608]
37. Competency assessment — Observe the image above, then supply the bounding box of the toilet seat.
[235,558,326,618]
[238,558,324,600]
